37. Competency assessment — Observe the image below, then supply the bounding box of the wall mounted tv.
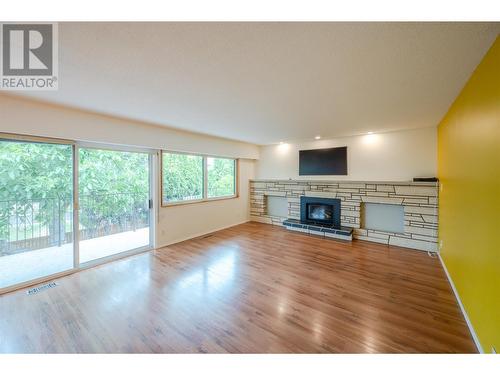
[299,146,347,176]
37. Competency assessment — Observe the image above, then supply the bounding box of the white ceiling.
[16,22,500,145]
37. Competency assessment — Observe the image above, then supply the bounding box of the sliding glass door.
[0,136,155,292]
[78,147,152,265]
[0,138,74,289]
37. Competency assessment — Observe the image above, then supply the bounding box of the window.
[162,152,204,203]
[0,135,155,291]
[207,157,236,198]
[161,152,237,205]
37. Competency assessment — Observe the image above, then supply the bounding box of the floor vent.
[27,282,57,295]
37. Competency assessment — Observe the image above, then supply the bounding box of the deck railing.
[0,192,149,256]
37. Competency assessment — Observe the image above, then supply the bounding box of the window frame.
[160,150,239,207]
[0,132,157,295]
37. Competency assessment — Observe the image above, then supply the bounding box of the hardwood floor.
[0,222,476,353]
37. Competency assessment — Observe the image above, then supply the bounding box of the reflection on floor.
[0,228,149,289]
[0,222,476,353]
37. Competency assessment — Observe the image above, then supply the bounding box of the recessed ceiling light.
[315,136,321,140]
[367,131,374,135]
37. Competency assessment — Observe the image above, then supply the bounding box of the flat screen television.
[299,146,347,175]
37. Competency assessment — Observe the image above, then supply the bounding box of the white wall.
[158,159,254,246]
[0,94,258,248]
[0,94,258,159]
[256,127,437,181]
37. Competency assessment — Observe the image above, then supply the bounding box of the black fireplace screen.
[307,204,333,221]
[300,196,341,228]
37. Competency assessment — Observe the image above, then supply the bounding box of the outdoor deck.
[0,228,149,289]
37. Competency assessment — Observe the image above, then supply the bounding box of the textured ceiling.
[15,22,500,144]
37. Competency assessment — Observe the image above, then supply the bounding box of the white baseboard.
[157,220,250,248]
[438,254,484,353]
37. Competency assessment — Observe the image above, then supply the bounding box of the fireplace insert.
[308,204,333,221]
[300,196,341,228]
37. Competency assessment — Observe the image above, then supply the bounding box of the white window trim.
[161,150,239,207]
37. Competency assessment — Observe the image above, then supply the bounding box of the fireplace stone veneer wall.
[249,179,438,252]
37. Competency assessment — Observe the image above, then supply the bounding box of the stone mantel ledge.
[250,179,438,187]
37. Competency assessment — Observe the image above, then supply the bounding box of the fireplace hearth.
[283,196,352,241]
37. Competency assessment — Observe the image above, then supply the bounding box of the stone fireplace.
[250,179,439,252]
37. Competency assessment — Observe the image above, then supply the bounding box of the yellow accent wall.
[438,36,500,353]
